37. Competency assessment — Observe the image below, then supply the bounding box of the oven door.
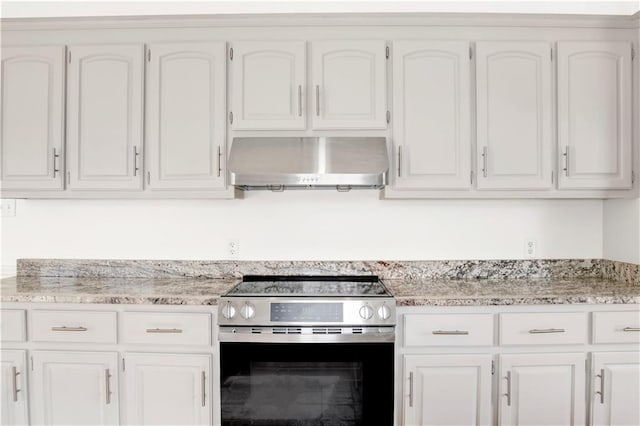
[220,342,394,426]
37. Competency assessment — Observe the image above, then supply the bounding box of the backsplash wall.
[0,194,604,276]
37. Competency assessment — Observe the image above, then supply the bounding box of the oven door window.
[220,343,393,426]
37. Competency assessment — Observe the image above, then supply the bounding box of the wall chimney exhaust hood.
[228,137,389,191]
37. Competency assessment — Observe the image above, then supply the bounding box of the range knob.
[221,302,236,319]
[377,304,391,320]
[359,304,374,320]
[240,302,255,320]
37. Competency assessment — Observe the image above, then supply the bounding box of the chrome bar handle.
[217,146,222,178]
[563,146,569,176]
[145,328,183,334]
[201,371,206,407]
[133,146,139,176]
[408,371,413,407]
[595,368,604,404]
[53,148,60,177]
[623,327,640,332]
[11,367,20,402]
[105,369,112,405]
[51,326,88,332]
[504,371,512,406]
[432,330,469,335]
[529,328,565,334]
[397,146,402,177]
[298,85,302,117]
[315,85,320,116]
[482,146,488,177]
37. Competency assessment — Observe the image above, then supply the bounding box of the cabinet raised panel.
[146,42,226,190]
[124,353,211,425]
[591,352,640,426]
[1,350,29,425]
[557,42,632,190]
[67,44,143,190]
[392,41,471,190]
[499,353,585,426]
[312,40,387,129]
[476,42,553,190]
[1,46,65,191]
[403,354,492,426]
[31,351,119,425]
[231,41,306,129]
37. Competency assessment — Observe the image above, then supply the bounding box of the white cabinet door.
[124,353,211,426]
[1,46,65,191]
[499,353,586,426]
[146,42,226,190]
[476,42,553,190]
[1,350,29,425]
[557,42,632,190]
[392,41,471,190]
[231,41,306,130]
[67,44,143,190]
[311,40,387,129]
[403,354,492,426]
[31,351,119,425]
[591,352,640,426]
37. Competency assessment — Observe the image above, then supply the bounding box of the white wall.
[603,198,640,264]
[0,194,604,275]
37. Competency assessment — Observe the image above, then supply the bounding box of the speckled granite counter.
[0,276,240,305]
[1,275,638,306]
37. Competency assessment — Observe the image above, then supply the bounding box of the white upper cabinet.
[1,46,65,191]
[66,44,144,190]
[392,41,471,190]
[146,42,226,190]
[311,40,387,129]
[231,41,306,130]
[476,41,553,190]
[557,42,632,190]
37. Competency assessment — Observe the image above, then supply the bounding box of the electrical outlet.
[0,199,16,217]
[227,239,240,259]
[525,240,536,258]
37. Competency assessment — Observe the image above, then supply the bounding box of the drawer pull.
[528,328,565,334]
[145,328,183,334]
[11,367,20,402]
[622,327,640,332]
[51,326,88,332]
[432,330,469,335]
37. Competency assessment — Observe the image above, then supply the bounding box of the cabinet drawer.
[404,314,494,347]
[1,309,27,342]
[31,310,117,343]
[121,312,211,346]
[592,311,640,344]
[500,312,587,345]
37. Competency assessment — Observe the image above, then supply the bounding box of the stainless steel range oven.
[218,275,396,426]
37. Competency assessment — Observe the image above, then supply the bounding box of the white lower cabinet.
[1,350,29,425]
[403,354,492,426]
[498,353,586,426]
[123,352,211,425]
[31,350,120,425]
[591,352,640,426]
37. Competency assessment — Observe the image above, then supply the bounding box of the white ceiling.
[2,0,639,19]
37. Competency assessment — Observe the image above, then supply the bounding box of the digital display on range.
[270,303,343,322]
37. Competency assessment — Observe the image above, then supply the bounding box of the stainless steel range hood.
[228,137,389,191]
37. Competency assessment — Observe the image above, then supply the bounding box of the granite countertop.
[1,275,638,306]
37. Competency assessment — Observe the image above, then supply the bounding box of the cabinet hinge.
[147,49,151,62]
[491,360,495,375]
[469,46,473,60]
[229,47,233,60]
[386,110,390,124]
[385,46,389,59]
[229,111,234,124]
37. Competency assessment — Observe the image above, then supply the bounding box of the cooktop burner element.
[218,275,396,329]
[225,275,390,297]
